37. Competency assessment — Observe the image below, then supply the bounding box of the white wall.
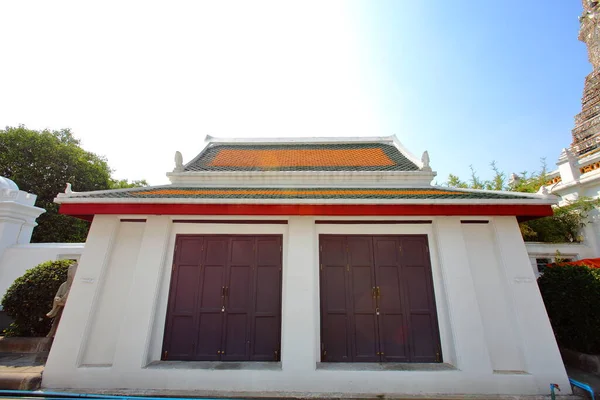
[525,242,592,277]
[43,215,570,396]
[80,222,144,366]
[462,223,525,372]
[0,243,84,301]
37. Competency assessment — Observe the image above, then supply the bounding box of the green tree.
[445,160,599,243]
[0,125,146,242]
[110,178,149,189]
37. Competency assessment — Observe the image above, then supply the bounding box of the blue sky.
[351,0,589,183]
[0,1,590,186]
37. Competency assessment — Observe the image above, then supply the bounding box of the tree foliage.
[1,260,73,337]
[538,264,600,354]
[445,160,597,243]
[0,126,147,242]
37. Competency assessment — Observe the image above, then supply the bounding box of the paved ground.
[0,353,44,390]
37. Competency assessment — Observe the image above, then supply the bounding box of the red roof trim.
[59,203,553,221]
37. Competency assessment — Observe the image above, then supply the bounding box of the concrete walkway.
[0,353,43,390]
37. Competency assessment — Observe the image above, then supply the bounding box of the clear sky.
[0,0,590,186]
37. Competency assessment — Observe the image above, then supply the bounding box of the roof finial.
[65,183,73,194]
[421,151,432,171]
[174,151,184,172]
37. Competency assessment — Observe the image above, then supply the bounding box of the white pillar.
[44,215,120,383]
[492,217,571,393]
[0,190,44,256]
[433,217,493,373]
[280,216,318,372]
[112,216,171,372]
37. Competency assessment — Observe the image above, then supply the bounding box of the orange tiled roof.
[184,143,420,172]
[209,148,395,168]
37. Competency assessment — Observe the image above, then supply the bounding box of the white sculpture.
[46,262,78,338]
[64,183,73,194]
[537,185,550,196]
[421,151,431,171]
[174,151,184,172]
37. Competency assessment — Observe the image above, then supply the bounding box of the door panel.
[348,237,378,362]
[320,236,351,361]
[162,237,204,360]
[195,313,223,360]
[163,235,282,362]
[195,238,227,360]
[319,235,441,363]
[400,236,441,363]
[222,262,252,361]
[249,236,282,361]
[374,237,409,362]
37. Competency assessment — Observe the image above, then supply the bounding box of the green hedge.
[1,260,72,337]
[538,264,600,354]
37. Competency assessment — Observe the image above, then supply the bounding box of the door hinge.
[163,350,168,359]
[175,244,178,252]
[280,245,282,252]
[372,287,377,298]
[274,349,279,361]
[435,352,441,362]
[319,245,322,252]
[346,264,349,272]
[320,263,323,271]
[376,286,381,298]
[425,245,429,253]
[398,244,402,254]
[172,264,176,272]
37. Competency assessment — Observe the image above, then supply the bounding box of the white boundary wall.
[42,215,570,396]
[0,243,85,300]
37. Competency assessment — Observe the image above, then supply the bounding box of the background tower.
[571,1,600,155]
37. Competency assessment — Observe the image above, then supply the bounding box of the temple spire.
[570,1,600,156]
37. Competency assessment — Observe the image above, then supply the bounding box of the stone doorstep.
[0,337,53,354]
[43,389,582,400]
[0,371,41,390]
[0,352,45,390]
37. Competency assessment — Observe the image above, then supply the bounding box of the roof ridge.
[204,135,396,144]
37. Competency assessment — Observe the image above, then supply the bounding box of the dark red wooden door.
[399,236,441,363]
[319,236,351,361]
[195,237,227,360]
[347,237,379,362]
[163,235,282,362]
[162,236,206,360]
[373,236,410,362]
[250,237,283,361]
[221,237,253,361]
[320,235,441,363]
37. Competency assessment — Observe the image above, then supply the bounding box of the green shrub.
[538,264,600,354]
[1,260,73,337]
